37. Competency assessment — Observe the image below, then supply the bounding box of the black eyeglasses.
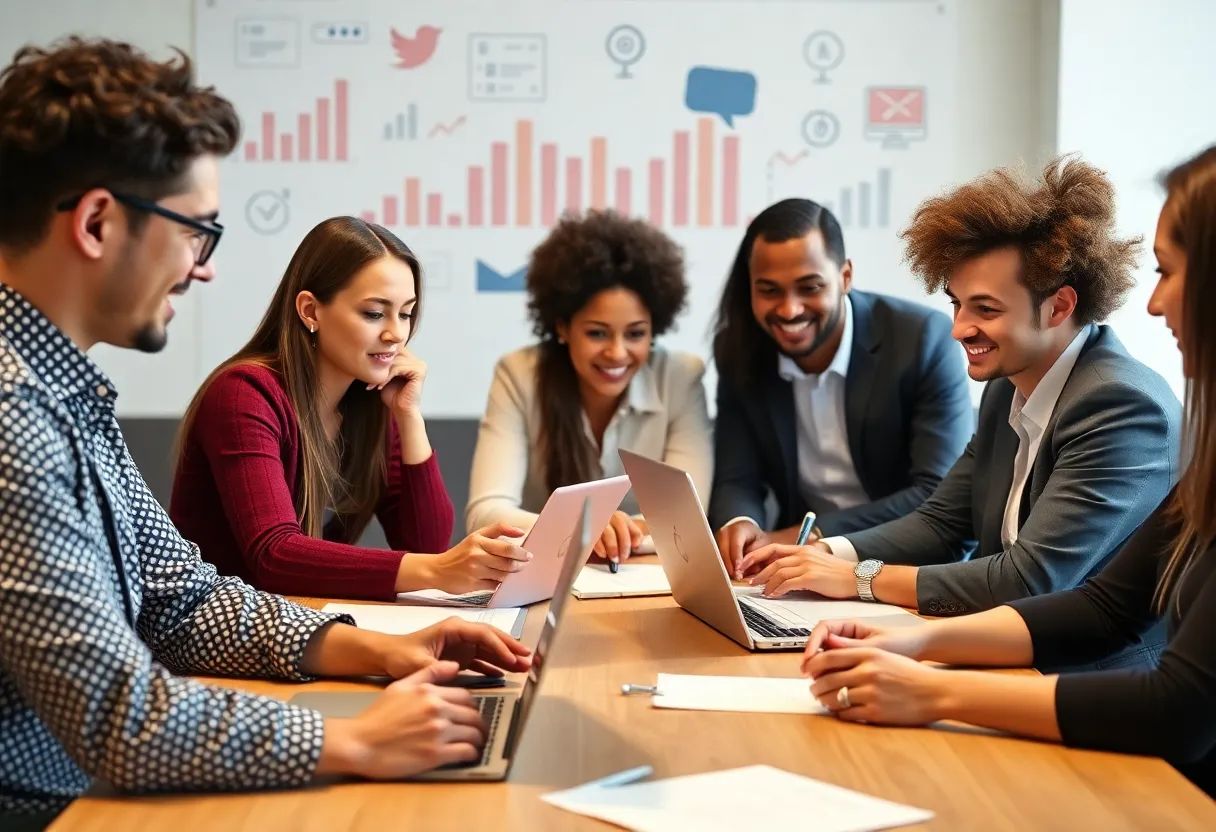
[56,190,224,266]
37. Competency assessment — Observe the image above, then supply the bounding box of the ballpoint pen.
[795,511,818,546]
[609,558,619,574]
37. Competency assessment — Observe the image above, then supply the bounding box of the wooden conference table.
[51,559,1216,831]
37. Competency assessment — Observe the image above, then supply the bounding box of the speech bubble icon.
[684,66,756,127]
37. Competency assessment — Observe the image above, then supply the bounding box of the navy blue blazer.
[708,289,974,537]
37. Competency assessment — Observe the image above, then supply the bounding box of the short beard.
[776,297,845,359]
[133,324,168,353]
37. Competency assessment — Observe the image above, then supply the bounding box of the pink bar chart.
[241,79,349,163]
[359,116,741,229]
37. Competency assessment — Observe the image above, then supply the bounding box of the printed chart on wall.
[195,0,958,417]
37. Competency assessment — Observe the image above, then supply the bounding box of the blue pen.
[795,511,818,546]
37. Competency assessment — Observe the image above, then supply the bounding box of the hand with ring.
[805,647,946,725]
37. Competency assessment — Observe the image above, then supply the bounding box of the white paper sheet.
[321,603,524,637]
[572,563,671,599]
[734,588,923,627]
[541,764,934,832]
[651,673,826,715]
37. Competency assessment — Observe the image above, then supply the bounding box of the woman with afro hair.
[466,210,712,563]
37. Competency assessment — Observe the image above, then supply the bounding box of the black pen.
[609,558,619,574]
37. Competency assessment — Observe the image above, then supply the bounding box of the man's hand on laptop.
[737,542,854,599]
[593,510,646,563]
[381,617,534,681]
[716,518,771,579]
[316,660,488,779]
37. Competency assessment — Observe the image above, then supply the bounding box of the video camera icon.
[605,24,646,79]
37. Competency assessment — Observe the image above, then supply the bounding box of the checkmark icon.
[245,190,290,235]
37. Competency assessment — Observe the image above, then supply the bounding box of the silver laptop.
[291,498,593,781]
[619,449,815,651]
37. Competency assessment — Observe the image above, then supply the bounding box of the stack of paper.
[321,603,526,639]
[542,764,934,831]
[572,563,671,599]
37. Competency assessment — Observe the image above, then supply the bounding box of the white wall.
[1056,0,1216,401]
[0,0,1060,416]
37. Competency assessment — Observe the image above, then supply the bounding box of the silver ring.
[836,686,852,709]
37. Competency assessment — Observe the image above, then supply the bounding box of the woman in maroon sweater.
[171,217,531,600]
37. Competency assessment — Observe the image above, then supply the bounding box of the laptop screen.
[504,496,590,758]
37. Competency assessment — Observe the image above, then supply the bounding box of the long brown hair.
[178,216,422,541]
[525,210,687,491]
[1154,145,1216,612]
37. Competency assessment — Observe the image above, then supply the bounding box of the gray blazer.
[846,326,1182,624]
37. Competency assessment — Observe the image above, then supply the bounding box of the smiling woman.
[465,209,713,563]
[170,216,535,601]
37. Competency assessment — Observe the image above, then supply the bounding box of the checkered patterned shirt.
[0,283,353,815]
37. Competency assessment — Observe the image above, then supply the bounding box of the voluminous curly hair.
[0,37,240,251]
[525,209,688,491]
[900,155,1141,325]
[526,209,687,339]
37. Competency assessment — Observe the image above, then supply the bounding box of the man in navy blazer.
[709,198,974,575]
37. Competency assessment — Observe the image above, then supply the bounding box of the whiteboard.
[195,0,958,417]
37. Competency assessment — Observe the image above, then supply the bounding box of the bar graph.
[383,104,418,141]
[242,79,349,163]
[357,116,743,230]
[832,168,892,229]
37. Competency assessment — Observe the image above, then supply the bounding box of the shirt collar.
[625,356,663,415]
[777,295,854,382]
[1009,323,1092,434]
[0,282,117,408]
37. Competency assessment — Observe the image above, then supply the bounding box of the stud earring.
[309,324,316,333]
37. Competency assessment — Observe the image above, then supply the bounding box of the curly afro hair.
[526,209,688,338]
[900,154,1141,325]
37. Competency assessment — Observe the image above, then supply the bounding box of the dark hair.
[900,155,1140,326]
[711,198,846,389]
[526,209,687,491]
[0,36,240,251]
[1154,145,1216,612]
[179,217,422,542]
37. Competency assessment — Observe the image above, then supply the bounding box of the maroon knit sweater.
[170,363,454,600]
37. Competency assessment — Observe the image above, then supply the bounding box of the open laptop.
[619,449,818,651]
[400,475,631,609]
[291,497,593,781]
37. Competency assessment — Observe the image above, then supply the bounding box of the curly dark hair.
[525,209,688,491]
[900,154,1141,325]
[0,37,240,250]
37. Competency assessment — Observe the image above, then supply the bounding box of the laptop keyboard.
[739,601,811,639]
[441,694,506,769]
[451,591,494,607]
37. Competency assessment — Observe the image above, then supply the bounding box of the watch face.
[856,560,882,578]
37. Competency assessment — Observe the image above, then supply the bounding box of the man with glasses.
[0,38,531,831]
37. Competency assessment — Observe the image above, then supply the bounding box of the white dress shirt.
[776,295,870,517]
[1000,324,1092,548]
[465,345,714,534]
[824,323,1093,563]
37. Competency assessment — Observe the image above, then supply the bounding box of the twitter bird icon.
[390,26,441,69]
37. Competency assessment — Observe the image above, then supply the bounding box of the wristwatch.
[854,559,884,602]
